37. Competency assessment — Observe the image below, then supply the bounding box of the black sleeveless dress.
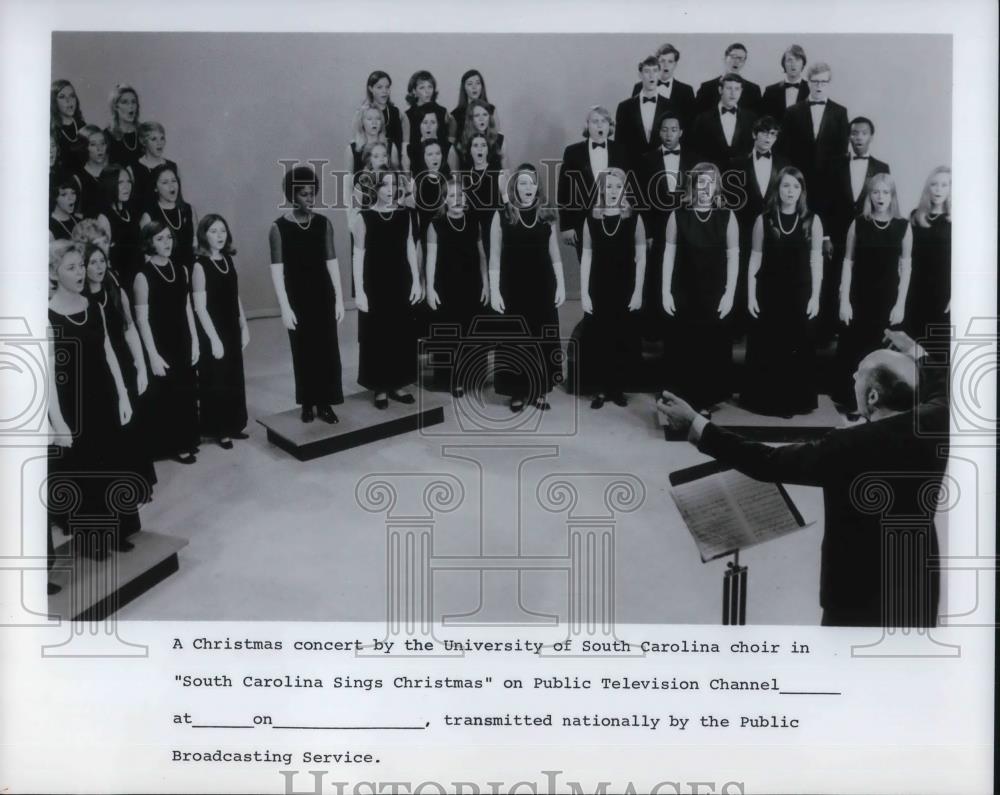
[428,212,485,389]
[668,207,734,409]
[138,257,200,457]
[92,271,157,497]
[463,165,503,260]
[581,212,641,395]
[742,212,819,416]
[105,203,144,298]
[905,213,951,340]
[194,254,248,436]
[834,216,907,405]
[495,206,561,399]
[105,127,142,171]
[380,103,404,155]
[75,165,109,220]
[48,215,79,241]
[274,214,343,407]
[405,102,450,143]
[132,158,181,213]
[149,203,195,277]
[358,208,417,392]
[48,297,142,549]
[55,122,88,171]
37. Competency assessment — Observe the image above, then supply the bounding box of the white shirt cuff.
[688,414,709,444]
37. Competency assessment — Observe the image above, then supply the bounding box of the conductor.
[657,330,949,627]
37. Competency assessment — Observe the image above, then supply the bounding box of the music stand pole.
[722,549,749,625]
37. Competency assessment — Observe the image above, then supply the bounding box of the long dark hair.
[148,162,188,209]
[454,69,491,119]
[763,166,811,239]
[196,213,238,256]
[50,79,85,133]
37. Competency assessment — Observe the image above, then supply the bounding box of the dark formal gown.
[667,208,734,409]
[905,214,951,341]
[132,158,180,213]
[48,215,79,241]
[105,203,144,299]
[428,213,485,390]
[105,127,142,171]
[358,208,417,392]
[194,254,249,437]
[138,257,200,457]
[494,206,561,400]
[48,296,142,551]
[834,216,908,405]
[148,202,195,276]
[463,164,503,261]
[580,213,641,395]
[75,166,109,220]
[274,215,343,407]
[92,271,157,499]
[741,212,819,416]
[55,123,88,171]
[405,102,451,143]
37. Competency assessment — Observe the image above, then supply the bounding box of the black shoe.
[388,390,415,405]
[317,404,339,424]
[174,451,197,465]
[534,398,551,411]
[48,582,62,595]
[451,386,465,398]
[510,398,524,413]
[218,437,234,449]
[115,538,135,552]
[591,395,606,409]
[300,405,315,423]
[374,394,389,410]
[610,392,628,407]
[231,431,250,439]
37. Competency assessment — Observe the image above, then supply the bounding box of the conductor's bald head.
[854,349,918,419]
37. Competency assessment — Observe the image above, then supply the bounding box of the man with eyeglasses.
[775,62,849,212]
[695,42,762,114]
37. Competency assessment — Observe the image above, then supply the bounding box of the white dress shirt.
[784,81,803,110]
[849,154,870,200]
[719,104,737,146]
[589,140,609,177]
[657,79,673,100]
[809,100,826,138]
[662,147,681,192]
[752,151,773,197]
[639,93,658,142]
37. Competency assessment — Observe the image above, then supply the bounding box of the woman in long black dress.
[75,125,113,220]
[905,165,951,341]
[451,69,500,138]
[83,240,157,507]
[133,220,201,463]
[104,83,142,171]
[489,164,567,411]
[193,214,249,447]
[48,240,140,558]
[405,70,455,145]
[662,162,739,411]
[742,167,824,416]
[426,175,489,396]
[97,165,144,295]
[49,173,82,241]
[580,167,646,408]
[140,164,197,278]
[835,172,912,408]
[132,121,182,211]
[363,71,405,160]
[354,170,422,408]
[51,79,88,171]
[462,132,504,261]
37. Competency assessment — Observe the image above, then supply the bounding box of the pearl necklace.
[150,257,176,283]
[289,212,312,231]
[113,204,131,222]
[59,120,78,143]
[159,204,182,231]
[693,207,712,223]
[120,129,138,152]
[515,206,538,229]
[777,211,799,235]
[600,212,622,237]
[55,301,89,326]
[209,254,231,275]
[445,212,466,232]
[52,216,75,238]
[376,206,395,222]
[871,216,891,230]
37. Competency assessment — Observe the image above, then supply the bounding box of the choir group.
[46,41,952,574]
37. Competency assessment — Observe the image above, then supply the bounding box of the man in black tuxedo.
[631,43,697,131]
[775,62,849,211]
[637,112,700,341]
[724,115,789,334]
[690,73,756,174]
[658,329,948,628]
[557,105,628,259]
[616,55,673,174]
[759,44,810,122]
[815,116,891,340]
[695,42,762,114]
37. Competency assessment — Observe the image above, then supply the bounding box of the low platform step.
[258,391,446,461]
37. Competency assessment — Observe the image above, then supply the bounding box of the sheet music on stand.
[668,460,811,562]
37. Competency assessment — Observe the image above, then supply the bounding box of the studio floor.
[111,301,833,624]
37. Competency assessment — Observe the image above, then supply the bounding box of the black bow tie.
[591,141,606,149]
[642,96,657,104]
[852,154,869,160]
[809,100,826,106]
[756,151,772,159]
[662,147,680,155]
[720,107,736,115]
[784,82,801,89]
[659,80,671,87]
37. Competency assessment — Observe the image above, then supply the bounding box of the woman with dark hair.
[462,132,505,261]
[353,170,422,409]
[363,71,405,156]
[451,69,499,135]
[661,162,739,411]
[741,166,824,416]
[407,106,455,178]
[133,220,201,463]
[489,164,566,412]
[140,163,197,277]
[269,166,345,424]
[51,79,88,170]
[456,99,506,173]
[82,239,157,506]
[905,166,951,340]
[405,70,455,144]
[104,83,142,170]
[48,240,140,559]
[192,214,249,447]
[75,125,113,219]
[96,165,144,293]
[49,173,82,241]
[579,167,646,409]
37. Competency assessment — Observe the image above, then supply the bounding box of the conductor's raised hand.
[883,328,923,359]
[656,390,697,436]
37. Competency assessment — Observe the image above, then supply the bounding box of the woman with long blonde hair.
[905,166,951,339]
